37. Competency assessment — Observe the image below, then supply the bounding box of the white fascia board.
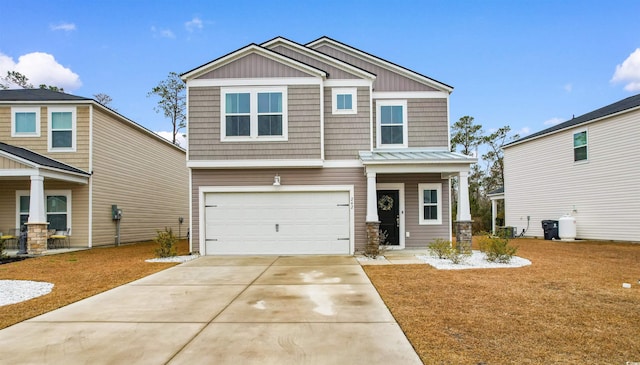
[40,169,89,184]
[365,163,471,174]
[187,159,324,169]
[307,38,453,93]
[182,44,327,81]
[372,91,449,99]
[323,160,363,168]
[187,77,322,87]
[262,38,376,80]
[324,79,372,87]
[0,168,37,177]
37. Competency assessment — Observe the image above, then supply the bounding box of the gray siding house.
[182,36,476,255]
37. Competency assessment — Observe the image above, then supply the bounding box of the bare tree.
[94,93,114,108]
[147,72,186,145]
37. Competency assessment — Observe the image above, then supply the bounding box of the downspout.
[320,80,325,160]
[88,103,93,248]
[369,82,374,151]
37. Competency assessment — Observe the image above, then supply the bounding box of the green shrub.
[479,235,518,263]
[154,228,177,258]
[446,248,471,264]
[428,238,453,259]
[0,239,6,259]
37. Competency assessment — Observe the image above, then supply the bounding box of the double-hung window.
[418,183,442,225]
[16,190,71,231]
[221,87,287,141]
[332,88,357,114]
[48,107,76,152]
[573,130,587,162]
[377,100,408,148]
[11,107,40,137]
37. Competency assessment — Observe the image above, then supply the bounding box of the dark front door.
[377,190,400,246]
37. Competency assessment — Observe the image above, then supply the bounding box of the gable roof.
[506,93,640,148]
[180,43,328,81]
[306,36,454,93]
[0,142,90,176]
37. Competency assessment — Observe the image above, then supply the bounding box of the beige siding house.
[182,36,476,255]
[0,89,189,253]
[503,93,640,241]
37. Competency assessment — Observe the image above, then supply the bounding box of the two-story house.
[181,36,476,255]
[0,89,189,254]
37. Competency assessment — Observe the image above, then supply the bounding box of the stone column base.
[454,220,473,253]
[365,221,381,257]
[26,222,48,255]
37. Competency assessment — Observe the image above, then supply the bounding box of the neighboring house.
[503,93,640,241]
[181,36,476,255]
[0,89,189,253]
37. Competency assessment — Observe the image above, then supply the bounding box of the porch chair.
[49,228,71,249]
[46,229,56,249]
[0,228,19,250]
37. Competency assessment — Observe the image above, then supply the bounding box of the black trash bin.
[541,220,559,240]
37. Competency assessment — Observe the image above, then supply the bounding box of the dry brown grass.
[364,238,640,364]
[0,240,189,330]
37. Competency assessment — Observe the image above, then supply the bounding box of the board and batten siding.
[378,174,450,247]
[312,45,439,92]
[188,85,322,160]
[91,107,189,246]
[372,98,449,148]
[0,156,29,169]
[0,105,90,172]
[197,53,310,79]
[323,86,370,160]
[269,45,359,79]
[504,109,640,241]
[191,167,367,253]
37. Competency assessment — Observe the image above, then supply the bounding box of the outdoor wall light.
[273,174,281,186]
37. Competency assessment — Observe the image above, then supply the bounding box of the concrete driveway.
[0,255,422,364]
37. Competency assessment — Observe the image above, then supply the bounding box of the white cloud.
[544,117,564,126]
[151,26,176,39]
[51,23,76,32]
[185,17,203,32]
[611,48,640,91]
[0,52,81,90]
[156,131,186,147]
[515,127,531,136]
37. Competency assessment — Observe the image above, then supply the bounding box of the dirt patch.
[364,238,640,364]
[0,240,188,330]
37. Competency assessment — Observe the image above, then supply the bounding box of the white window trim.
[11,106,41,137]
[376,100,408,148]
[48,106,77,152]
[332,87,357,115]
[573,129,588,163]
[220,86,288,142]
[15,190,72,232]
[418,183,442,225]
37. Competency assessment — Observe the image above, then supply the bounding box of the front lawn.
[364,238,640,364]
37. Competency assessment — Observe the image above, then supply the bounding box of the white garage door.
[204,190,351,255]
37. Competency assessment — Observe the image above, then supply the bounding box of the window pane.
[47,196,67,213]
[52,130,72,147]
[337,94,352,110]
[226,93,250,113]
[424,206,438,220]
[381,106,392,123]
[574,146,587,161]
[52,112,72,129]
[15,112,36,133]
[225,116,250,136]
[19,196,30,213]
[391,106,403,124]
[47,214,67,231]
[258,92,282,113]
[381,125,403,144]
[573,131,587,147]
[258,115,283,136]
[423,190,438,204]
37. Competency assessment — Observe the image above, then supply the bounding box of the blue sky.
[1,0,639,144]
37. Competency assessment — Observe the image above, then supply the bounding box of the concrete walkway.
[0,255,422,364]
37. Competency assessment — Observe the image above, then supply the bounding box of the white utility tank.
[558,215,577,241]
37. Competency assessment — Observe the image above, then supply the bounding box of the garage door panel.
[204,190,351,255]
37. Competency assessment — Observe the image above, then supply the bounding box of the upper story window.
[573,130,587,162]
[48,107,76,152]
[11,107,40,137]
[332,88,357,114]
[221,87,288,141]
[376,100,408,148]
[418,183,442,225]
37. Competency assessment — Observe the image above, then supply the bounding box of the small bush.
[428,238,453,259]
[154,228,177,258]
[479,235,518,263]
[0,240,6,259]
[446,248,471,264]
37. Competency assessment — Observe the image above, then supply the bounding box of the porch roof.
[0,142,90,183]
[359,150,476,174]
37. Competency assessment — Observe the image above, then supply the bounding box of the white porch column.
[28,175,47,223]
[456,171,472,221]
[365,172,379,222]
[491,198,498,234]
